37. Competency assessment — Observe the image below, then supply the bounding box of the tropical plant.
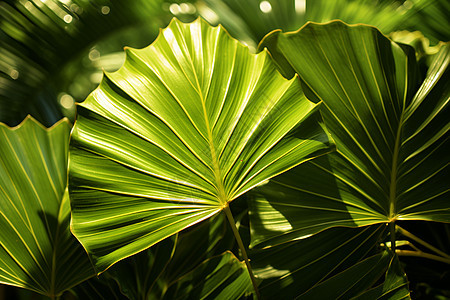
[248,20,449,298]
[0,117,93,298]
[0,0,449,299]
[68,16,333,297]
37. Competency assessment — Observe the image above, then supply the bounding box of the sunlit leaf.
[69,18,333,273]
[390,30,446,75]
[0,116,93,297]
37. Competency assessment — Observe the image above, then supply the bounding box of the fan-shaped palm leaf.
[69,18,333,277]
[250,21,449,248]
[251,225,387,298]
[297,251,409,299]
[162,251,253,300]
[0,116,93,297]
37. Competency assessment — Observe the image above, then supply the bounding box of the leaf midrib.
[195,60,228,205]
[388,106,404,222]
[388,42,411,221]
[175,22,228,206]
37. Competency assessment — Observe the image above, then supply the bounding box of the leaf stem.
[396,225,450,259]
[223,205,260,300]
[405,241,422,252]
[396,250,450,264]
[389,221,396,253]
[49,294,59,300]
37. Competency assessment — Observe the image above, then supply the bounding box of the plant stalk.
[396,225,450,259]
[405,241,422,252]
[396,250,450,264]
[49,294,60,300]
[389,221,396,253]
[223,205,260,300]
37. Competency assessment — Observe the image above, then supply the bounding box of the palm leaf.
[162,251,253,300]
[107,236,177,300]
[105,214,233,299]
[298,252,410,299]
[0,116,93,297]
[250,21,449,247]
[352,254,410,300]
[71,275,126,300]
[69,17,333,273]
[160,213,232,282]
[250,225,386,298]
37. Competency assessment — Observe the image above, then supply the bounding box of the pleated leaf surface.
[250,21,449,247]
[162,251,253,300]
[69,18,333,273]
[297,252,410,300]
[0,116,93,297]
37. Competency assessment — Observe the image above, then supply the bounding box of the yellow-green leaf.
[0,116,93,297]
[69,18,333,273]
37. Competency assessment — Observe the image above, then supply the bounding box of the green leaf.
[296,251,392,299]
[296,251,410,300]
[390,30,447,76]
[162,213,232,282]
[69,18,333,273]
[70,275,126,300]
[0,116,93,297]
[353,255,410,300]
[390,30,444,60]
[162,251,253,300]
[106,214,232,300]
[108,236,177,300]
[250,21,449,247]
[251,225,386,298]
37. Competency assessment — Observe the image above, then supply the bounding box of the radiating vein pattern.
[250,21,449,248]
[69,18,333,273]
[163,251,253,299]
[0,117,93,296]
[251,225,386,298]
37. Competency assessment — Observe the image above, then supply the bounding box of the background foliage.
[0,0,448,299]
